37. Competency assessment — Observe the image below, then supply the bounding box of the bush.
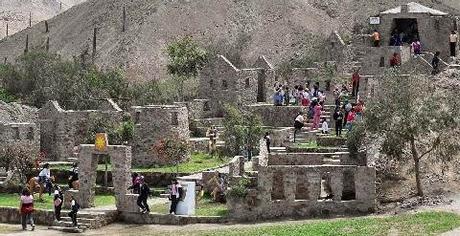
[152,137,190,171]
[347,121,366,158]
[226,178,251,198]
[0,144,36,184]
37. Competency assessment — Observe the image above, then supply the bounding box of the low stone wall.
[51,169,188,187]
[0,207,55,226]
[245,104,306,127]
[286,146,348,153]
[316,136,347,147]
[268,152,350,166]
[189,137,209,153]
[270,127,292,147]
[119,212,228,225]
[228,156,244,177]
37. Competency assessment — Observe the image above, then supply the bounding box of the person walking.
[432,51,441,75]
[411,39,422,56]
[263,132,271,154]
[169,180,182,215]
[137,176,150,214]
[68,195,80,227]
[293,112,305,143]
[333,108,344,137]
[346,109,356,132]
[450,31,458,57]
[53,185,63,222]
[128,173,141,194]
[19,188,35,231]
[351,69,360,98]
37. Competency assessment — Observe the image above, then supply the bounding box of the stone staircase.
[49,210,118,232]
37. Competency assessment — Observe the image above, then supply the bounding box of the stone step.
[48,226,85,233]
[59,217,97,224]
[160,193,170,199]
[53,221,90,229]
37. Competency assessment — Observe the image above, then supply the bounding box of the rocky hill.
[0,0,458,82]
[0,0,86,39]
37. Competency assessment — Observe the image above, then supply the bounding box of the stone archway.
[65,144,137,212]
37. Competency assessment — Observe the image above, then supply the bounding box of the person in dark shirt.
[137,176,151,214]
[263,132,271,154]
[333,108,345,136]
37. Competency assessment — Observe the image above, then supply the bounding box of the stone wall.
[39,100,123,161]
[228,165,376,220]
[130,105,190,166]
[360,46,411,75]
[268,152,352,166]
[119,212,228,225]
[246,104,306,127]
[228,156,244,177]
[0,122,40,153]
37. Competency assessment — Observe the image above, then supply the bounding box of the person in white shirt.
[169,180,182,215]
[294,112,305,142]
[321,118,329,134]
[450,31,458,57]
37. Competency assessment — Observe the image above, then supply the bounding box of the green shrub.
[226,178,251,198]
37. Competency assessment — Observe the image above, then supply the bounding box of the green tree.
[365,71,460,196]
[166,36,208,101]
[222,105,264,158]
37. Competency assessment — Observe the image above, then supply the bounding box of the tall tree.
[365,70,460,196]
[166,36,207,100]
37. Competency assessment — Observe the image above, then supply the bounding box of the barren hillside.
[0,0,87,39]
[0,0,458,82]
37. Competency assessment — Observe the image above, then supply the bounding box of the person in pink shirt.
[311,103,322,130]
[20,188,35,231]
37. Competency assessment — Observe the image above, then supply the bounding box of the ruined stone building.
[199,55,276,117]
[130,105,189,166]
[0,123,40,154]
[38,100,123,161]
[227,139,376,220]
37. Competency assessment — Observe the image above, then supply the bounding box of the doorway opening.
[390,18,420,44]
[257,69,266,102]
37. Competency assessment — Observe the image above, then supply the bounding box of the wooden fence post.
[92,28,97,61]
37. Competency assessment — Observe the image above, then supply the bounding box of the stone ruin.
[65,144,137,212]
[37,100,190,166]
[0,122,40,152]
[227,139,376,220]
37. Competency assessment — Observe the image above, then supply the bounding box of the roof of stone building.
[380,2,448,16]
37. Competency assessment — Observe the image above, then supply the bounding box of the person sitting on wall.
[389,53,401,67]
[293,112,305,143]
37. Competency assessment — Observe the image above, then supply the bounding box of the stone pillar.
[109,145,133,210]
[307,172,321,200]
[285,171,296,202]
[78,145,98,208]
[330,170,344,201]
[258,168,272,203]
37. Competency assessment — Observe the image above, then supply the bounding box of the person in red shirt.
[351,69,360,98]
[346,109,356,132]
[389,53,401,67]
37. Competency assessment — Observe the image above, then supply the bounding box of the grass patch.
[51,153,229,174]
[150,197,228,217]
[0,193,115,210]
[200,211,460,236]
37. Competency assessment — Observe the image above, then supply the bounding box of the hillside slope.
[0,0,458,82]
[0,0,87,39]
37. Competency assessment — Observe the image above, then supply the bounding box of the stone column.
[109,145,133,210]
[285,171,296,202]
[307,172,321,200]
[78,145,98,208]
[330,170,344,201]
